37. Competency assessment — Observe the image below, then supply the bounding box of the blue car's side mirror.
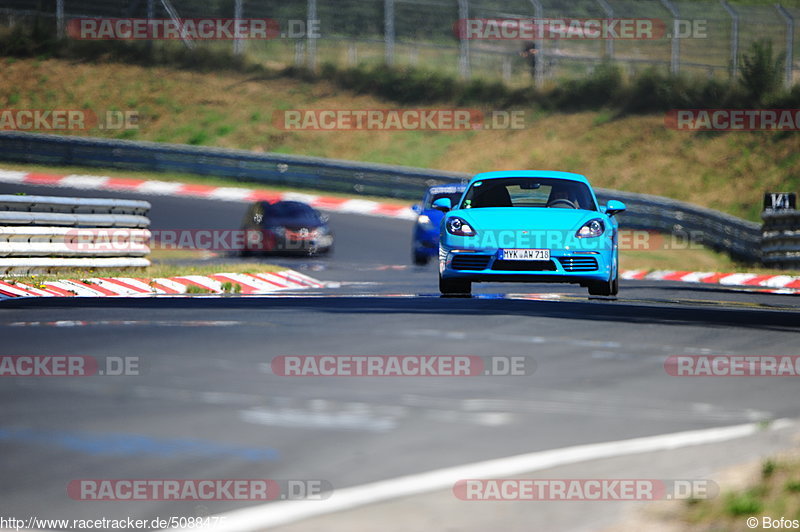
[432,198,452,212]
[605,200,626,216]
[411,204,422,214]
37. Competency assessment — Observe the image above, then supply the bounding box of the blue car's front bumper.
[413,224,440,258]
[439,240,615,285]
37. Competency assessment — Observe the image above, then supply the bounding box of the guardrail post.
[458,0,470,79]
[596,0,614,60]
[776,4,795,86]
[721,1,739,79]
[659,0,680,74]
[385,0,395,66]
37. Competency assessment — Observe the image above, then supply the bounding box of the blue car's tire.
[439,275,471,296]
[588,273,618,296]
[413,252,430,266]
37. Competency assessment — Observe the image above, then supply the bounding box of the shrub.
[724,491,763,516]
[550,62,624,110]
[739,39,785,105]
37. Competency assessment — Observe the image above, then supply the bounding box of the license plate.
[500,249,550,260]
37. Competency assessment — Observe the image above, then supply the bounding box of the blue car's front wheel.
[413,251,430,266]
[588,271,619,296]
[439,275,471,296]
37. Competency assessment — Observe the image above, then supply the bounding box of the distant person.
[520,41,538,79]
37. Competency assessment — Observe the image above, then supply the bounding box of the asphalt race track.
[2,182,800,529]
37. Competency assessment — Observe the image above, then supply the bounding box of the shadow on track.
[3,294,798,332]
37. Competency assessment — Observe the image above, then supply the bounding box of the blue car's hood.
[453,207,600,232]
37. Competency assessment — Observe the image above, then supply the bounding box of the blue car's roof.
[426,183,467,193]
[469,170,591,186]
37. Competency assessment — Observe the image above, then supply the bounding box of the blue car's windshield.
[425,186,466,209]
[460,177,597,211]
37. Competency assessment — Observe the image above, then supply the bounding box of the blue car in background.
[435,171,627,296]
[411,183,467,265]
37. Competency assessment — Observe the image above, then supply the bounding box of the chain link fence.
[0,0,797,86]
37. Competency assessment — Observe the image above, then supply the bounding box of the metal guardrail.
[0,132,468,200]
[0,192,151,274]
[762,209,800,269]
[0,132,764,264]
[595,188,762,264]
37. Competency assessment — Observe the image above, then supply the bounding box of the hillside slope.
[3,57,798,221]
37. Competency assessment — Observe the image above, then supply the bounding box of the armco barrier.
[0,131,468,200]
[0,193,151,274]
[594,188,762,264]
[0,132,762,264]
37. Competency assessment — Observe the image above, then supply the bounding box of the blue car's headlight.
[576,219,605,238]
[417,214,435,230]
[446,217,476,237]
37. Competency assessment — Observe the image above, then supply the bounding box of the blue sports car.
[411,183,467,265]
[435,171,627,296]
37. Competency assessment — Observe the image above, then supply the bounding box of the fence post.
[529,0,544,86]
[502,56,511,82]
[659,0,680,74]
[385,0,395,65]
[720,1,739,79]
[233,0,243,55]
[458,0,470,79]
[596,0,614,60]
[776,4,795,87]
[307,0,317,71]
[56,0,64,39]
[146,0,155,51]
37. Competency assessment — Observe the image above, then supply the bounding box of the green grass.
[679,457,800,530]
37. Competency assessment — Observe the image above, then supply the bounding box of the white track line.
[168,419,794,531]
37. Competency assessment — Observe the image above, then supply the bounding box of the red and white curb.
[0,169,416,219]
[622,269,800,294]
[0,269,325,298]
